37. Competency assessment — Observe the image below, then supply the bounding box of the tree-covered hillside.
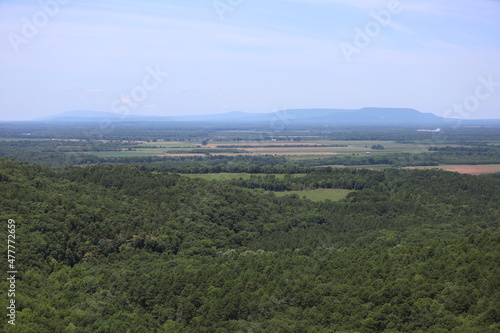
[0,158,499,332]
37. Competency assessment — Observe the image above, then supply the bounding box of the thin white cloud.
[275,0,383,9]
[403,0,500,22]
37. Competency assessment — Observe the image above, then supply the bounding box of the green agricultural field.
[69,136,481,164]
[318,164,394,170]
[354,164,395,170]
[183,173,307,181]
[80,151,162,158]
[182,173,254,181]
[272,188,353,201]
[79,139,455,159]
[139,141,195,148]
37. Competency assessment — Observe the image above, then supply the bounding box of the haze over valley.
[1,1,499,332]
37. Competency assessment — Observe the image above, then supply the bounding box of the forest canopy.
[0,157,499,332]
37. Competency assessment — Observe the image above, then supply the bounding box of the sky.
[0,0,499,121]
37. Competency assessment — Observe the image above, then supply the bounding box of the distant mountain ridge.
[33,108,498,127]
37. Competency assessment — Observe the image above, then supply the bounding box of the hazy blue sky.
[1,0,499,120]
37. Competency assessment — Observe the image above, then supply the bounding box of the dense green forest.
[1,157,499,332]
